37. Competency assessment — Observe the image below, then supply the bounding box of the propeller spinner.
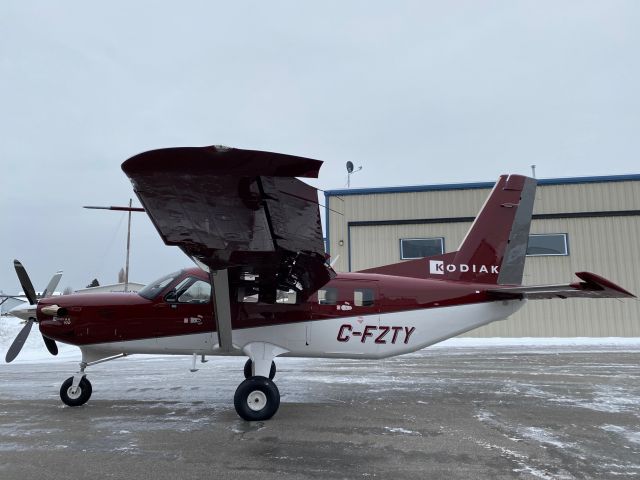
[5,260,62,362]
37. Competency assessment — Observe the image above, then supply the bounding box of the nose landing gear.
[58,353,127,408]
[60,376,92,407]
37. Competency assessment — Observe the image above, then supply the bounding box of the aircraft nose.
[8,303,37,322]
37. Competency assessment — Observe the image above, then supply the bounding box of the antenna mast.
[83,202,145,292]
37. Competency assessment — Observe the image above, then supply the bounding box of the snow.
[434,337,640,348]
[383,426,421,435]
[517,426,576,449]
[601,425,640,445]
[0,315,79,364]
[475,439,563,480]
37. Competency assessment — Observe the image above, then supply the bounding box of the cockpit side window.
[165,277,211,304]
[177,280,211,304]
[138,270,182,300]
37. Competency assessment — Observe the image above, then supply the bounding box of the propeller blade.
[42,336,58,356]
[41,271,63,298]
[5,318,34,363]
[13,260,37,305]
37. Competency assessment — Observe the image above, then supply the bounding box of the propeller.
[5,260,62,363]
[5,318,34,363]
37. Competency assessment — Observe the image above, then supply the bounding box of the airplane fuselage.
[37,267,525,362]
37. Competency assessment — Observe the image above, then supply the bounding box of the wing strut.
[211,269,234,352]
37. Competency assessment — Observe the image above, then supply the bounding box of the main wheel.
[243,358,276,380]
[60,376,92,407]
[234,376,280,421]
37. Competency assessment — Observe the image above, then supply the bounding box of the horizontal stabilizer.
[487,272,635,300]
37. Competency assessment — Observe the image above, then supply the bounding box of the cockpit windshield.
[138,270,183,300]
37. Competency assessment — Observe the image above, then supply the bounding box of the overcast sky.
[1,1,639,292]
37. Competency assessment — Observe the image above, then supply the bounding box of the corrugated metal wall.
[326,179,640,337]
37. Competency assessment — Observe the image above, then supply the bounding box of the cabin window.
[276,289,297,304]
[354,288,375,307]
[526,234,569,256]
[177,280,211,303]
[318,287,338,305]
[238,286,297,304]
[400,238,444,259]
[238,285,259,303]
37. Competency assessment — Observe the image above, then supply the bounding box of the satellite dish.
[346,161,354,174]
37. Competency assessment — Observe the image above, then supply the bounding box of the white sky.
[1,1,639,291]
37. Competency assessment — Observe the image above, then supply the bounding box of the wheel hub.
[66,386,82,400]
[247,390,267,411]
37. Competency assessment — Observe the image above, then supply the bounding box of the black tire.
[234,376,280,421]
[243,359,276,380]
[60,376,92,407]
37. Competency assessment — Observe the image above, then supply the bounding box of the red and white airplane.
[5,146,635,421]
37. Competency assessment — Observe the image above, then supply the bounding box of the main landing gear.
[234,376,280,421]
[234,343,285,421]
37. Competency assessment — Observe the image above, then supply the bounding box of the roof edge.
[325,174,640,197]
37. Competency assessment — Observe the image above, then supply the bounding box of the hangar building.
[324,174,640,337]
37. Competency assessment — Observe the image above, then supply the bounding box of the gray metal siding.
[327,180,640,337]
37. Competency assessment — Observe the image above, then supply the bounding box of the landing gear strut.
[243,358,276,380]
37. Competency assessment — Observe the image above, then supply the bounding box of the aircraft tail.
[359,174,537,285]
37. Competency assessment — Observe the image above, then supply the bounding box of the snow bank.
[433,337,640,348]
[0,316,79,364]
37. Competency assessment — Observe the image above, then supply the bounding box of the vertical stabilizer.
[359,175,537,285]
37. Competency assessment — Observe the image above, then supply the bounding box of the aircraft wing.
[121,145,335,302]
[488,272,635,300]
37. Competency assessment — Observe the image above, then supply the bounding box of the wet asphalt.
[0,345,639,479]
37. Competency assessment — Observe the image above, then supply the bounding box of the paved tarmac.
[1,344,639,479]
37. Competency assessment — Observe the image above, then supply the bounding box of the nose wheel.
[60,376,92,407]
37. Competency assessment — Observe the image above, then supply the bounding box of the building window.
[526,233,569,256]
[400,238,444,260]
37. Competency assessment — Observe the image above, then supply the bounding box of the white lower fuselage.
[77,300,525,363]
